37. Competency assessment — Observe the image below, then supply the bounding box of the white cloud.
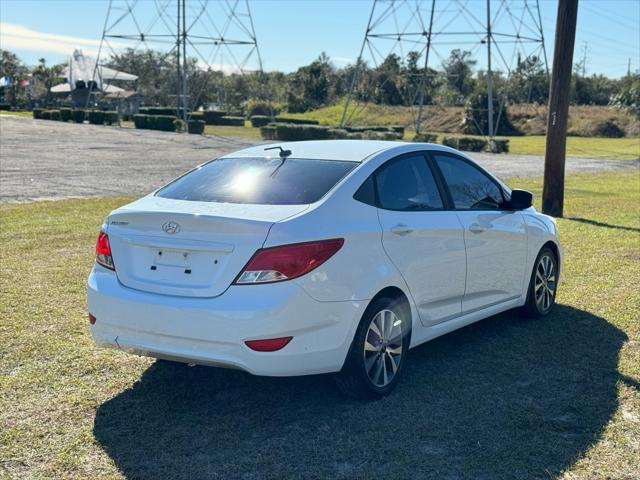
[0,23,127,58]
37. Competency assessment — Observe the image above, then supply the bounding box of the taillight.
[96,231,115,270]
[234,238,344,284]
[245,336,293,352]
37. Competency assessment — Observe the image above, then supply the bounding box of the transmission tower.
[92,0,264,124]
[341,0,549,138]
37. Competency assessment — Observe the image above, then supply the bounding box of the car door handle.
[469,224,487,234]
[390,224,414,236]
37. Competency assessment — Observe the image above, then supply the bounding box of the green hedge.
[260,123,406,141]
[250,115,271,128]
[88,110,105,125]
[59,108,72,122]
[132,114,177,132]
[104,111,118,125]
[346,125,404,135]
[442,136,487,152]
[486,139,510,153]
[133,114,148,129]
[412,133,438,143]
[0,103,10,111]
[188,120,205,134]
[201,111,227,125]
[215,116,244,126]
[49,110,61,121]
[274,116,319,125]
[154,115,177,131]
[139,107,180,116]
[32,108,44,119]
[41,110,51,120]
[71,109,86,123]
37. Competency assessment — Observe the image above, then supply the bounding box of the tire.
[522,247,558,317]
[335,296,411,399]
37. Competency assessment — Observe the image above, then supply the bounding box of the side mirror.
[508,189,533,210]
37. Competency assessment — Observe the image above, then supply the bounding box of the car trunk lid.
[106,195,308,297]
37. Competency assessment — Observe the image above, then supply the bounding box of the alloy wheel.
[363,309,404,388]
[534,253,556,313]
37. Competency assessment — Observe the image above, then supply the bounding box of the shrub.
[412,133,438,143]
[0,103,10,111]
[250,115,272,128]
[345,125,404,135]
[274,116,319,125]
[71,109,86,123]
[188,119,205,134]
[49,110,61,121]
[202,110,227,125]
[591,119,625,138]
[32,108,44,119]
[245,100,283,117]
[442,136,487,152]
[327,128,350,139]
[486,139,510,153]
[133,114,149,129]
[362,130,403,141]
[260,124,277,140]
[140,107,178,116]
[88,110,105,125]
[216,116,245,126]
[104,111,118,125]
[59,108,72,122]
[173,119,186,133]
[153,115,178,131]
[41,110,51,120]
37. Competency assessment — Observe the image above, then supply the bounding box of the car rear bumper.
[87,265,364,376]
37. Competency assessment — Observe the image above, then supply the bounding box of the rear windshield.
[156,157,357,205]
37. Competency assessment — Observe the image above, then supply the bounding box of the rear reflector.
[234,238,344,284]
[95,231,115,270]
[245,336,293,352]
[88,313,96,325]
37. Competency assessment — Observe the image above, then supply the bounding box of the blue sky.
[1,0,638,78]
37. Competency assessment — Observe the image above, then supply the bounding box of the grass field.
[1,171,638,479]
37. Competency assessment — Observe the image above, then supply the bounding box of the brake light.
[96,231,115,270]
[234,238,344,284]
[245,336,293,352]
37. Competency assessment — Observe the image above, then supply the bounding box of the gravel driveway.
[1,115,637,202]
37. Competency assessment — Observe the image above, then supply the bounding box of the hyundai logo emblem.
[162,221,181,234]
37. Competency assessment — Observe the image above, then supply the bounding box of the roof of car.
[223,140,408,162]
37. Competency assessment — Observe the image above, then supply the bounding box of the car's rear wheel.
[335,296,410,399]
[523,247,558,317]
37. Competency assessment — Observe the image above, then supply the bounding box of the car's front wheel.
[335,296,410,399]
[523,247,558,317]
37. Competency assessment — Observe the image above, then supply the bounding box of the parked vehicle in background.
[87,140,561,398]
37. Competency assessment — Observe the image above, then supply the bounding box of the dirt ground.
[1,115,637,202]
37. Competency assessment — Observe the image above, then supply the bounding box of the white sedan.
[87,140,561,398]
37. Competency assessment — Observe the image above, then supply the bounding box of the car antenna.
[264,146,292,158]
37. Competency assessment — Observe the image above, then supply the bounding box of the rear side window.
[157,157,357,205]
[375,155,443,211]
[433,154,503,210]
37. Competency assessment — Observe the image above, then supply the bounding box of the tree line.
[1,47,638,119]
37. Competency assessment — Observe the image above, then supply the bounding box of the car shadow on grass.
[94,305,626,480]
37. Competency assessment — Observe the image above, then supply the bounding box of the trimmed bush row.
[442,136,510,153]
[250,115,271,128]
[274,116,319,125]
[133,114,178,131]
[250,115,320,128]
[412,133,438,143]
[188,120,205,134]
[260,123,403,141]
[345,125,405,135]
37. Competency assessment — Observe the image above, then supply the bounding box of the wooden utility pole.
[542,0,579,217]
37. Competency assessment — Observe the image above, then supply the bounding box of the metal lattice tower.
[92,0,264,124]
[341,0,549,137]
